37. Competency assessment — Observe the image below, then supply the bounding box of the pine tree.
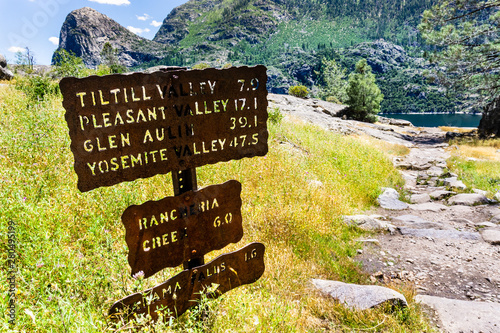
[317,58,348,102]
[345,59,383,122]
[418,0,499,109]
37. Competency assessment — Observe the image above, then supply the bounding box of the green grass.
[447,137,500,196]
[448,157,500,196]
[0,85,433,332]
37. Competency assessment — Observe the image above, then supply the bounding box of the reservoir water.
[381,113,482,128]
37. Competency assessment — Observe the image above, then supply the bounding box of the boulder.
[0,53,7,68]
[312,279,407,310]
[377,188,409,210]
[0,66,13,80]
[478,96,500,137]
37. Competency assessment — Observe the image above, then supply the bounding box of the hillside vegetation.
[0,83,435,331]
[51,0,469,114]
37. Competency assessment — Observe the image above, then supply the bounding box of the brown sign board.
[122,180,243,279]
[109,242,265,322]
[60,66,268,192]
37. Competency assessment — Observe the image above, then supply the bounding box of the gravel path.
[355,129,500,332]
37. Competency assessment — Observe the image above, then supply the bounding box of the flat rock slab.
[447,193,489,206]
[377,188,409,210]
[416,294,500,333]
[343,215,392,231]
[429,190,455,200]
[391,215,445,230]
[312,279,407,311]
[398,227,481,241]
[392,215,429,224]
[410,193,431,204]
[409,202,448,212]
[481,229,500,245]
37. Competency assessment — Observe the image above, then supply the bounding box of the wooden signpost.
[60,66,268,323]
[122,180,244,279]
[60,66,268,192]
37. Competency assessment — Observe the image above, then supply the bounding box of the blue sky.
[0,0,188,65]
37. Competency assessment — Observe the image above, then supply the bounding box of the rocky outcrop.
[344,39,411,74]
[0,54,13,80]
[154,0,282,46]
[478,96,500,137]
[53,7,166,68]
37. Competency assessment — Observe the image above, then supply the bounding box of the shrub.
[288,85,308,98]
[326,95,341,104]
[15,75,59,102]
[51,49,89,78]
[268,107,284,125]
[192,62,210,70]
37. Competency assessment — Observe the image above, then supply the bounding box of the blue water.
[381,113,482,128]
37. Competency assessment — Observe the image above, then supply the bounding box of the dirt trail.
[356,128,500,330]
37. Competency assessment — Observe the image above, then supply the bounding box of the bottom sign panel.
[109,242,265,322]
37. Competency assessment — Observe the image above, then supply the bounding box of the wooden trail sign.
[122,180,243,279]
[109,242,265,322]
[60,66,268,192]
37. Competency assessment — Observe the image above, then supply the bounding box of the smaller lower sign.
[122,180,243,279]
[109,242,265,322]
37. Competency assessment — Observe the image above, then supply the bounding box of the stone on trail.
[312,279,408,311]
[392,215,445,230]
[409,202,448,212]
[377,188,409,210]
[475,222,498,228]
[494,192,500,202]
[416,294,500,333]
[491,214,500,224]
[426,166,445,177]
[443,177,467,190]
[480,229,500,245]
[398,227,481,240]
[447,193,489,206]
[410,193,431,204]
[429,190,455,200]
[342,215,393,231]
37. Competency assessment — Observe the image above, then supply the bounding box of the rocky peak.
[54,7,164,68]
[347,39,410,73]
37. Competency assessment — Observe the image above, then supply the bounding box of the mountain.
[54,0,459,113]
[53,7,168,67]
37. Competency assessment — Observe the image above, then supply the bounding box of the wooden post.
[172,168,205,270]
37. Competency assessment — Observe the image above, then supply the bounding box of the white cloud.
[88,0,130,5]
[8,46,25,53]
[151,20,162,27]
[127,26,150,35]
[137,14,151,21]
[49,37,59,46]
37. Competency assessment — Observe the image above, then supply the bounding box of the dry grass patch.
[0,89,432,332]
